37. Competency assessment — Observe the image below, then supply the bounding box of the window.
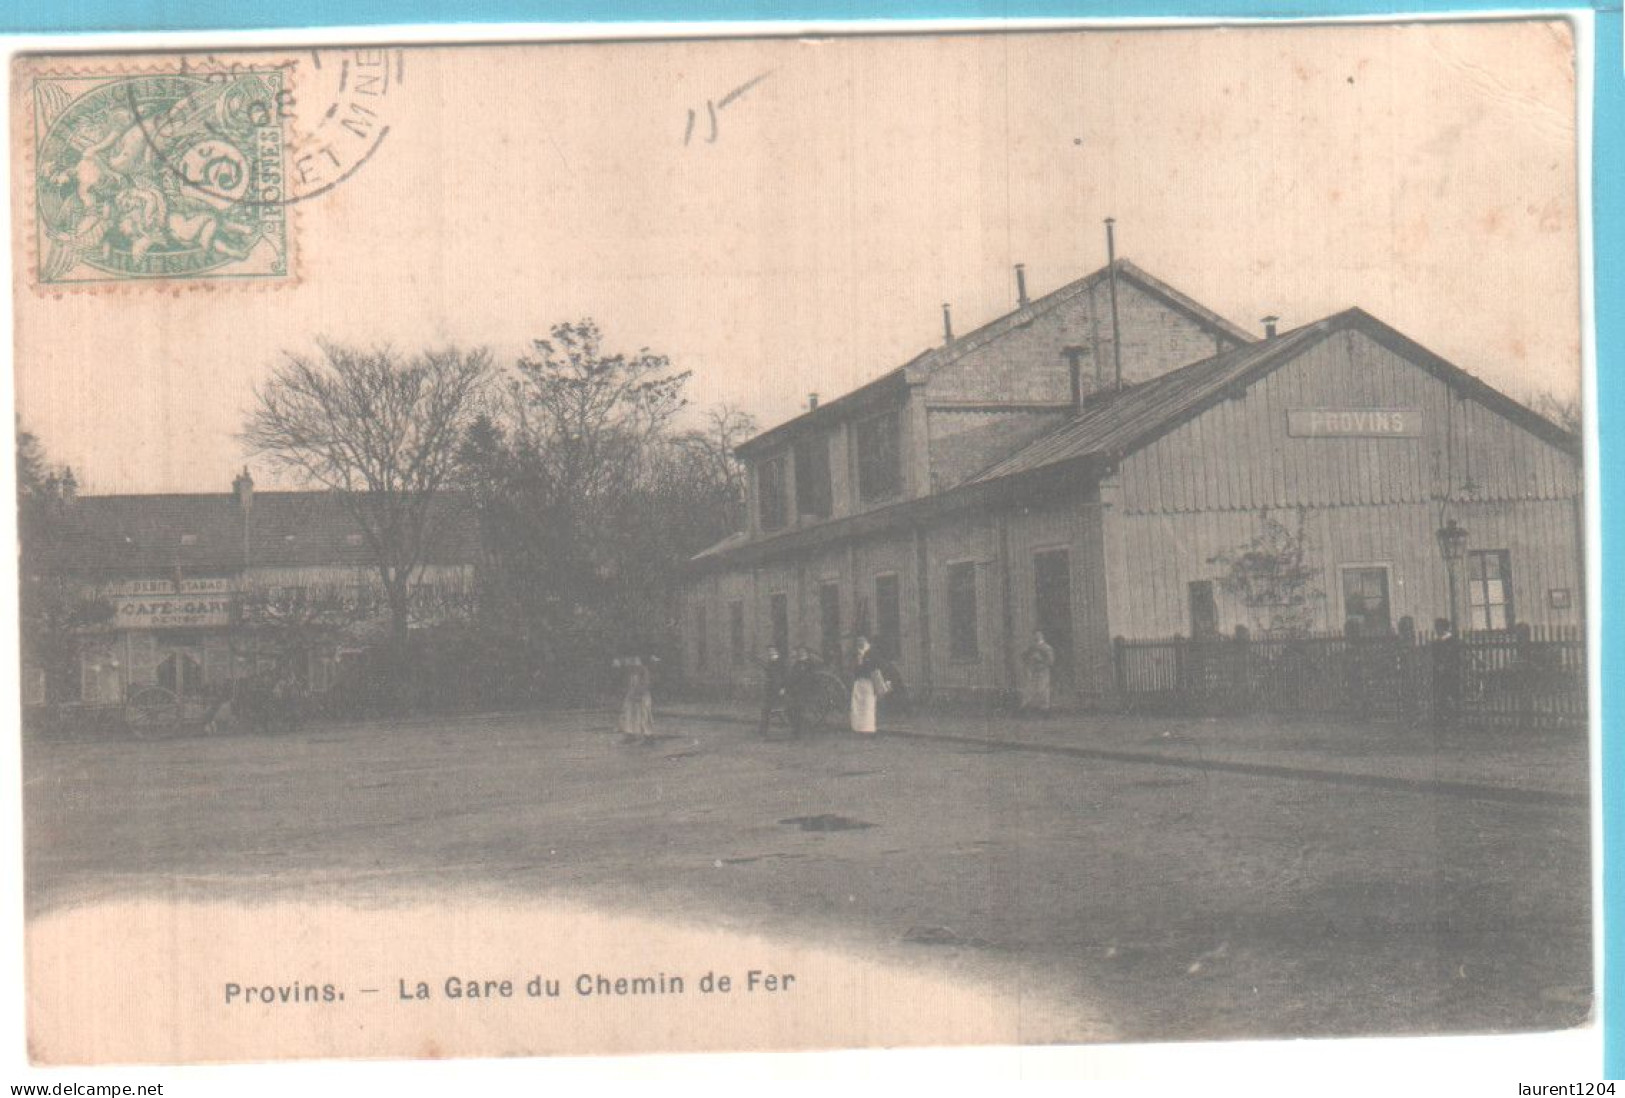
[1467,550,1514,631]
[1188,580,1218,637]
[758,455,789,532]
[694,604,708,671]
[729,601,746,667]
[179,533,198,546]
[874,574,902,662]
[819,583,842,664]
[345,533,365,547]
[1341,566,1392,636]
[947,562,979,660]
[769,593,790,658]
[855,410,903,503]
[794,435,833,519]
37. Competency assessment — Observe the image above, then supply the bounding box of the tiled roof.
[46,489,477,577]
[968,308,1579,484]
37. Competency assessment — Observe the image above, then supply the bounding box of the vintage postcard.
[9,21,1591,1067]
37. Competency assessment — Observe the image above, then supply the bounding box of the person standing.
[757,646,786,737]
[785,647,814,738]
[616,655,654,744]
[850,636,880,735]
[1020,630,1056,714]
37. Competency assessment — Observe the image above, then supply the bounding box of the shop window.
[758,455,788,532]
[947,562,979,660]
[794,435,833,519]
[1188,580,1218,637]
[729,601,746,667]
[1467,550,1514,632]
[1341,566,1392,636]
[856,410,903,503]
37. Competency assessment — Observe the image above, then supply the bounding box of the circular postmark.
[154,47,404,207]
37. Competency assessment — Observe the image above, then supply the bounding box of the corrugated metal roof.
[968,316,1332,482]
[968,307,1579,484]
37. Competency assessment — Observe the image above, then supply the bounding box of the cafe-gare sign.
[1286,407,1423,438]
[113,594,235,630]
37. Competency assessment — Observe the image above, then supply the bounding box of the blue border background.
[4,0,1620,1077]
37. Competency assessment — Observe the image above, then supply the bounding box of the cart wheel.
[125,686,179,739]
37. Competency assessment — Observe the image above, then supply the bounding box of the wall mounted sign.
[112,595,235,629]
[1286,408,1424,438]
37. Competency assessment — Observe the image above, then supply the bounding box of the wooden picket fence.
[1113,624,1587,730]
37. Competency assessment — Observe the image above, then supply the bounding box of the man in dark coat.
[757,646,786,737]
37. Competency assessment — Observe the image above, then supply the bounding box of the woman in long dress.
[616,656,654,743]
[1020,630,1056,714]
[849,637,879,735]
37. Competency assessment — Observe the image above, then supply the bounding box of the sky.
[11,20,1582,494]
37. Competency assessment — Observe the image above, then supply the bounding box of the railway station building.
[680,259,1584,706]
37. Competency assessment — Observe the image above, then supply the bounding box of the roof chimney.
[233,466,254,510]
[942,303,954,345]
[1262,315,1280,339]
[808,392,819,410]
[1015,263,1029,308]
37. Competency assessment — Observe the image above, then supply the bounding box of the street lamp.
[1436,518,1469,633]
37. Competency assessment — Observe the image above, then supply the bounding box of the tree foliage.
[16,422,103,703]
[457,321,750,694]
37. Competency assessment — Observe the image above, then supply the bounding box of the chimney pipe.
[233,466,254,509]
[1262,315,1280,339]
[1015,263,1029,308]
[1105,218,1123,390]
[808,392,819,410]
[942,303,954,345]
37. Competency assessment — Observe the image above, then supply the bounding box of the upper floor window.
[758,454,789,532]
[855,409,903,503]
[794,435,833,519]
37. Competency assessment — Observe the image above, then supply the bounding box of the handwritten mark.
[684,69,773,147]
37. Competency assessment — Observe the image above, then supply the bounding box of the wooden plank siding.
[1103,329,1582,640]
[1116,330,1576,515]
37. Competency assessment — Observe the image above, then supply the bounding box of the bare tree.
[672,404,756,532]
[508,319,691,512]
[1524,389,1582,435]
[242,343,493,651]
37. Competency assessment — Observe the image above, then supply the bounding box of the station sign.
[1286,408,1423,438]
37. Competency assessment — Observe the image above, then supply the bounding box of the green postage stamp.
[29,66,293,286]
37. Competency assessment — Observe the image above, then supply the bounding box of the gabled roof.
[969,307,1578,484]
[43,490,478,578]
[689,307,1578,572]
[735,258,1255,458]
